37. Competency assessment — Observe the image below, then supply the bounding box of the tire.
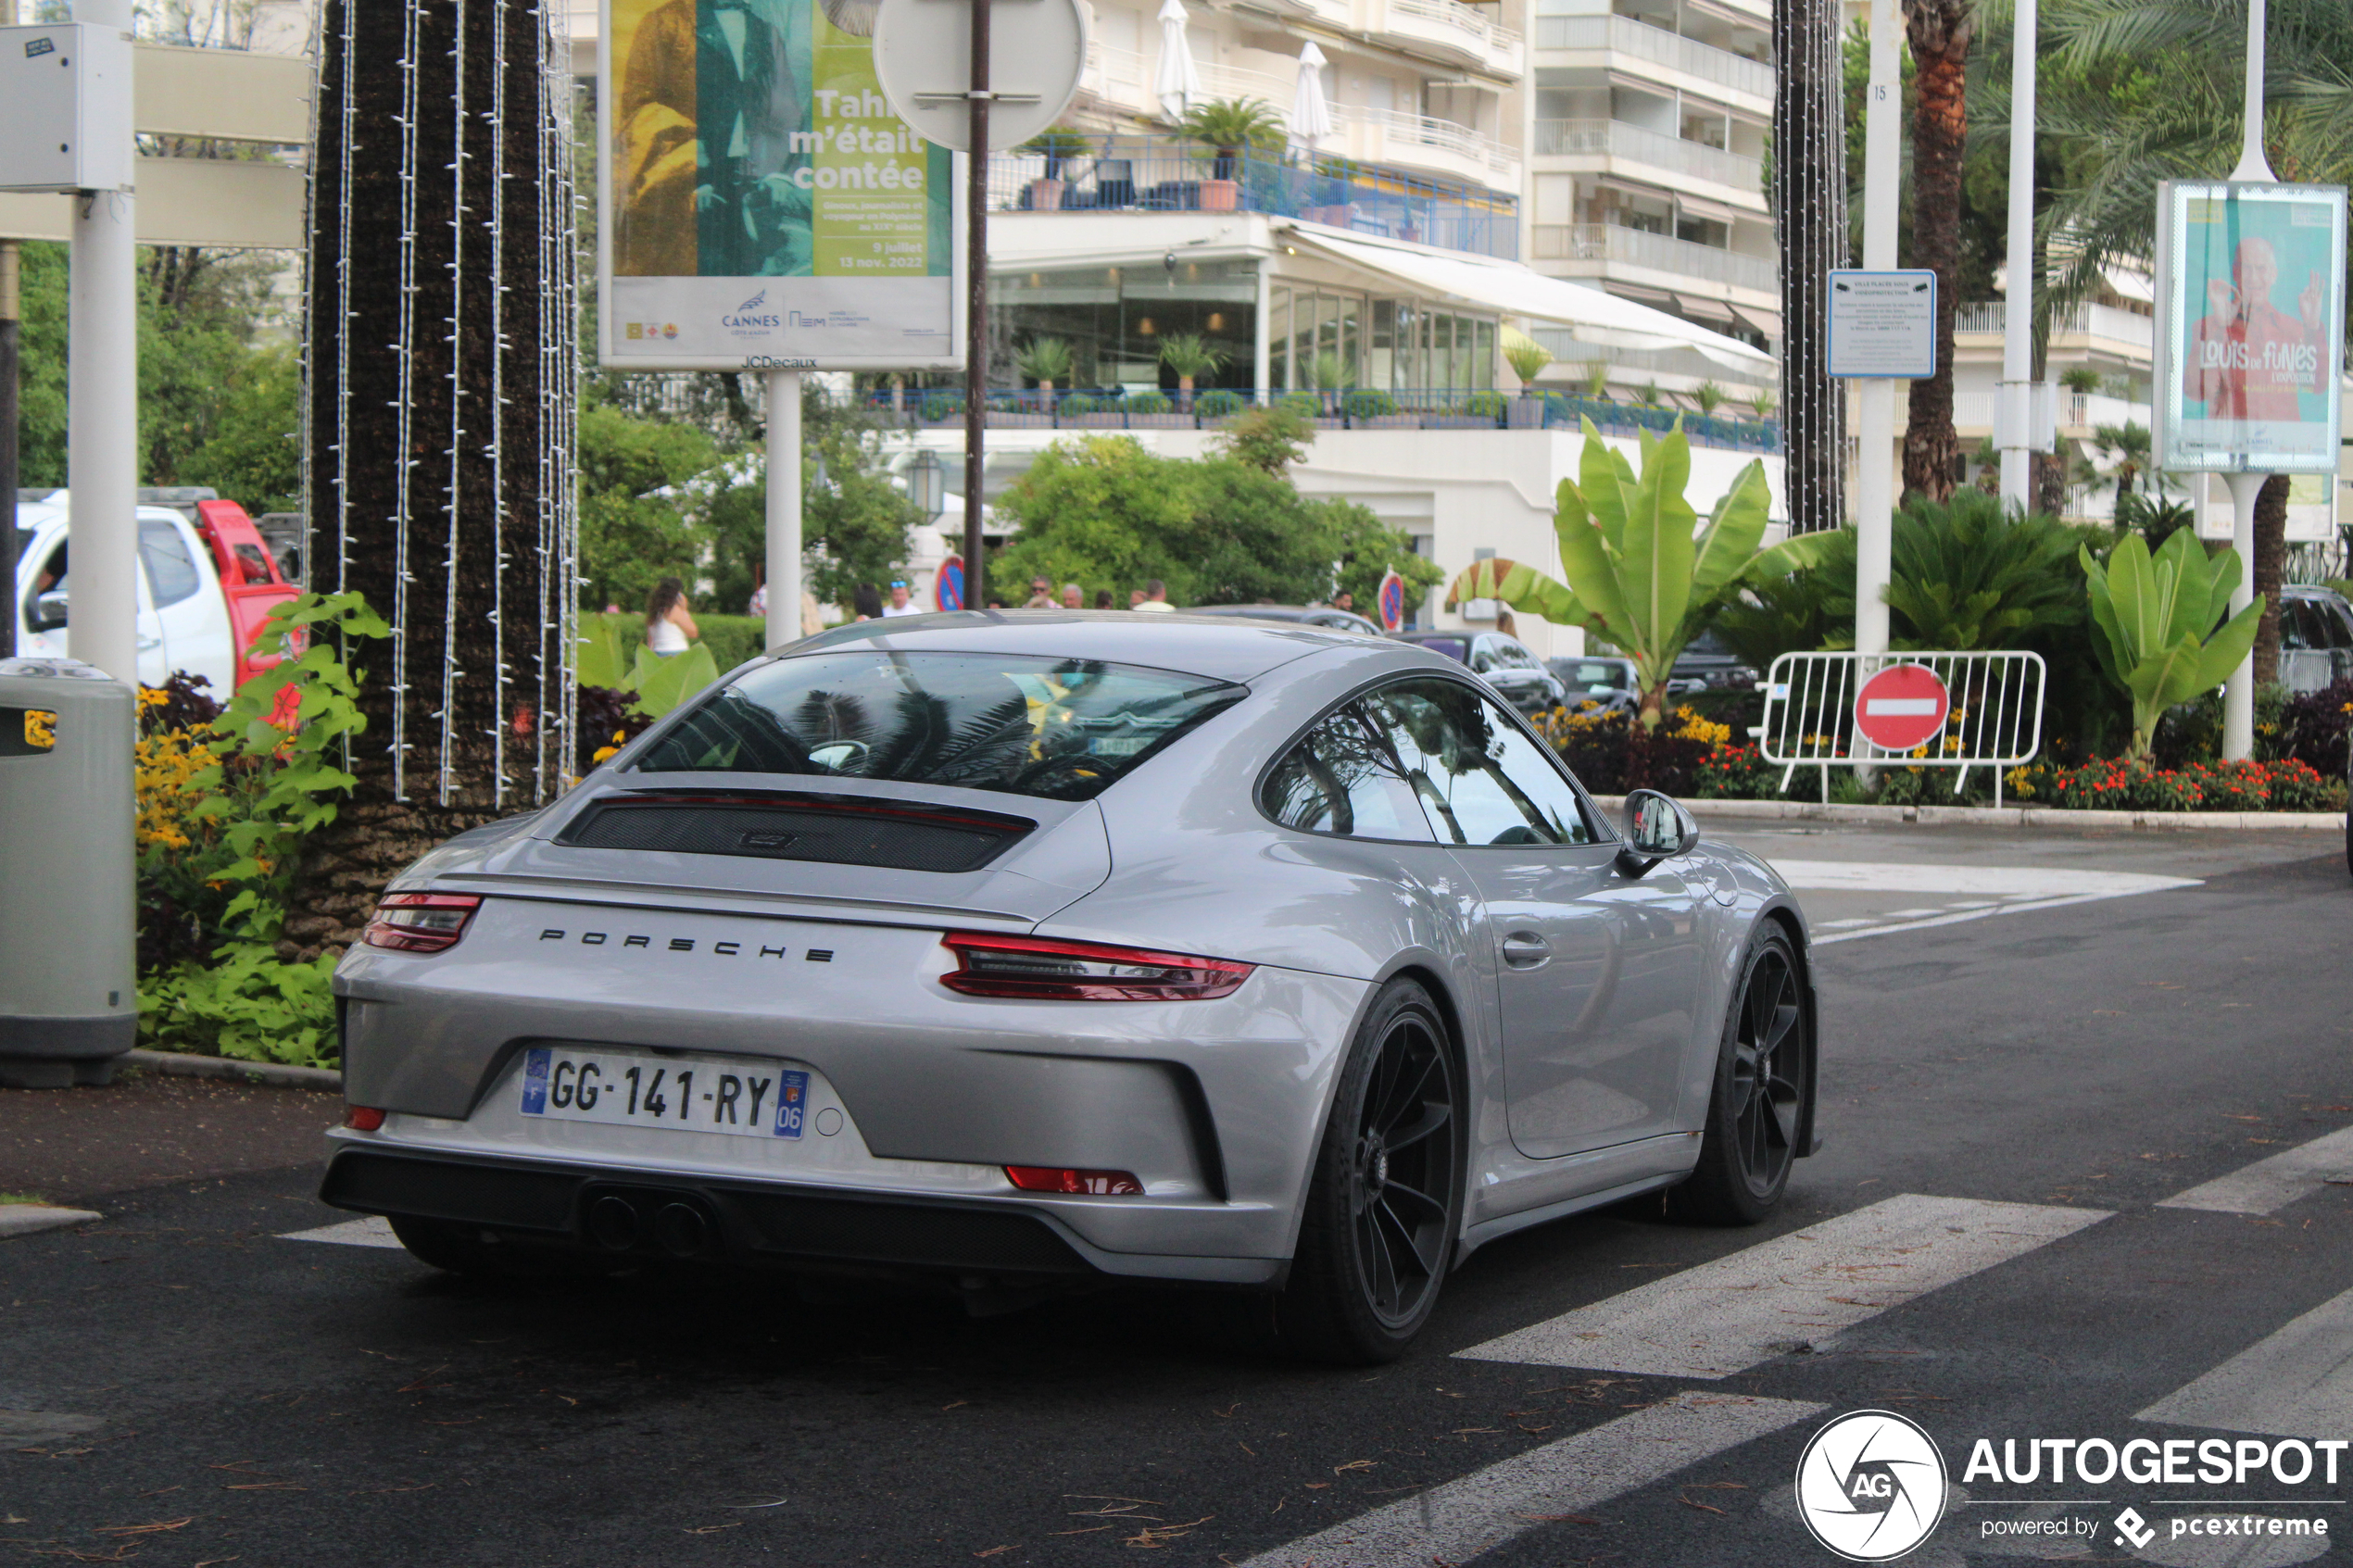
[1274,978,1463,1364]
[1667,923,1811,1226]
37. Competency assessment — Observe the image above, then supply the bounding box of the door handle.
[1501,932,1551,969]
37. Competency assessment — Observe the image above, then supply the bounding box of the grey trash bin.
[0,657,136,1088]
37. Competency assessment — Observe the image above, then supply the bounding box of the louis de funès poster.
[2158,182,2347,472]
[601,0,960,369]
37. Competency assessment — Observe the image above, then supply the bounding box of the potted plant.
[1177,97,1283,211]
[1692,380,1726,414]
[1307,349,1354,421]
[1019,127,1089,211]
[1013,336,1073,411]
[1503,328,1553,429]
[1156,333,1227,410]
[1582,360,1610,400]
[1126,389,1188,427]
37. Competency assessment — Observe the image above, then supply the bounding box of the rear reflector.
[343,1106,386,1132]
[1005,1166,1144,1196]
[939,932,1252,1001]
[361,893,483,954]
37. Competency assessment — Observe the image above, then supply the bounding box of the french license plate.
[518,1047,808,1139]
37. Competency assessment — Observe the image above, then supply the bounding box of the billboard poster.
[2154,182,2347,473]
[599,0,963,370]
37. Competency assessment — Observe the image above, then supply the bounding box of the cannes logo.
[1795,1410,1949,1562]
[738,288,768,311]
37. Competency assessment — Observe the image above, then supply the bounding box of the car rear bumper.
[321,1141,1286,1286]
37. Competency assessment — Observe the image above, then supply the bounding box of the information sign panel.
[1827,270,1937,379]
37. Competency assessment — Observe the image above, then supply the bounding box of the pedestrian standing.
[1094,589,1114,609]
[1023,576,1055,608]
[881,580,922,617]
[645,576,698,657]
[853,583,884,621]
[1133,579,1175,613]
[1060,583,1083,609]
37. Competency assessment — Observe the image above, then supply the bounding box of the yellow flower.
[22,709,56,749]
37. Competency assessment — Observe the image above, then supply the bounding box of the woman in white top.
[644,576,699,657]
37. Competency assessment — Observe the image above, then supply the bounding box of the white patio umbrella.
[1154,0,1202,124]
[1288,41,1333,155]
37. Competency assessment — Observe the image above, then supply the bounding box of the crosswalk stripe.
[2158,1126,2353,1217]
[1455,1193,2108,1379]
[1232,1391,1824,1568]
[1763,859,2201,898]
[2137,1285,2353,1439]
[279,1216,407,1249]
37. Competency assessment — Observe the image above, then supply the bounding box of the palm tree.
[292,0,576,957]
[2030,0,2353,683]
[1901,0,1973,503]
[1176,97,1285,182]
[1156,333,1227,407]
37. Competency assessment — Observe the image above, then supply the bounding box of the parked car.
[2280,584,2353,695]
[1667,628,1759,696]
[1182,603,1383,637]
[322,613,1819,1363]
[1546,655,1641,714]
[12,490,299,696]
[1393,628,1566,718]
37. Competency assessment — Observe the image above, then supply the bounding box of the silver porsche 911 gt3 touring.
[324,613,1818,1362]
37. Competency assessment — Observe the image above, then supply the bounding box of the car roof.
[776,609,1417,684]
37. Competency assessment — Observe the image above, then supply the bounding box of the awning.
[1729,302,1783,337]
[1285,229,1776,368]
[1674,194,1741,227]
[1674,294,1738,324]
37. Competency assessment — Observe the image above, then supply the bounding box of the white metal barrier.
[1754,651,2048,805]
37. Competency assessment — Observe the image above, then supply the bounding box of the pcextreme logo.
[1795,1410,1950,1562]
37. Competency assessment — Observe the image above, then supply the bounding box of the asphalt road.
[2,823,2347,1568]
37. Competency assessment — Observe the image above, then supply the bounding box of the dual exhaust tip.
[586,1193,713,1259]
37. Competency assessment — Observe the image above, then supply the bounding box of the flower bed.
[2006,755,2345,813]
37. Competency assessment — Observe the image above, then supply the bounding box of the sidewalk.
[0,1068,339,1206]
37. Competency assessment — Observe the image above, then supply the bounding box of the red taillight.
[343,1106,385,1131]
[361,893,483,954]
[1006,1165,1144,1196]
[939,932,1252,1001]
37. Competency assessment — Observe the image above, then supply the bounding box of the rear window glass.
[1565,662,1625,689]
[634,651,1246,802]
[1415,636,1469,663]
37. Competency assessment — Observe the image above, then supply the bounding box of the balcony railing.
[1353,105,1519,175]
[989,138,1519,259]
[1952,390,2151,432]
[862,385,1780,452]
[1390,0,1523,56]
[1531,222,1777,292]
[1531,14,1774,101]
[1953,300,2155,349]
[1532,119,1765,196]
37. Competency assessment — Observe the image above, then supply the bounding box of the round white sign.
[871,0,1090,154]
[1793,1409,1948,1562]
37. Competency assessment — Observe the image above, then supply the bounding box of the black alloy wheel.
[1276,978,1462,1362]
[1668,923,1810,1225]
[1348,1004,1458,1325]
[1727,941,1804,1202]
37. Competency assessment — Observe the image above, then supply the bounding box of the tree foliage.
[987,433,1429,609]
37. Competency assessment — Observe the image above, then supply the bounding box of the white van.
[11,493,239,696]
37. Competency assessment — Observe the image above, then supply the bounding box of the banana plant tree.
[1445,419,1823,727]
[2080,527,2264,758]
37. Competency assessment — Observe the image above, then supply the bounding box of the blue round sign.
[935,556,964,612]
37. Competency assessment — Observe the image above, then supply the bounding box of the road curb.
[0,1205,103,1239]
[123,1049,343,1091]
[1594,795,2345,831]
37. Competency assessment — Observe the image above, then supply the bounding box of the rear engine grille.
[558,794,1033,873]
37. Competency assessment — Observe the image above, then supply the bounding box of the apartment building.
[1521,0,1779,403]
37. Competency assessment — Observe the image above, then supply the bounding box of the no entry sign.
[1854,663,1950,752]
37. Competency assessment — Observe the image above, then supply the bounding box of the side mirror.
[1617,788,1700,877]
[30,589,68,632]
